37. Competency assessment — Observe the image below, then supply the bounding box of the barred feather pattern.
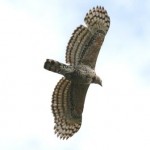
[66,25,91,66]
[66,6,110,67]
[44,6,110,140]
[44,59,74,76]
[52,78,81,139]
[84,6,110,34]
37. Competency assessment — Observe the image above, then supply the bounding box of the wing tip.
[54,118,81,140]
[84,6,110,34]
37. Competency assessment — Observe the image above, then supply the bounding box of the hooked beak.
[99,80,102,87]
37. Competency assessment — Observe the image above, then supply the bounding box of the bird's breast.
[71,65,96,84]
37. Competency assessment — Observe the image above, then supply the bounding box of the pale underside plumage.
[44,6,110,139]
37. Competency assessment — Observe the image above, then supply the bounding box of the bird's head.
[92,75,102,86]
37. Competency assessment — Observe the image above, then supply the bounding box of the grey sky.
[0,0,150,150]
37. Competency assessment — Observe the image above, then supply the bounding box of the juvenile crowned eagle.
[44,6,110,139]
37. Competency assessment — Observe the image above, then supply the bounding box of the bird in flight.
[44,6,110,139]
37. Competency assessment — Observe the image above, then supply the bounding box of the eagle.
[44,6,110,139]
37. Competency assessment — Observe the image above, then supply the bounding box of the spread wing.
[66,6,110,69]
[52,77,89,139]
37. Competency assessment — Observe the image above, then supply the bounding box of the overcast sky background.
[0,0,150,150]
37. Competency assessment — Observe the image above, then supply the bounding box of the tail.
[44,59,74,76]
[84,6,110,35]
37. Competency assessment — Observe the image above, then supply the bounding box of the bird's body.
[44,6,110,139]
[45,59,99,84]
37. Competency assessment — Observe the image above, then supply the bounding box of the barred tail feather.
[84,6,110,35]
[44,59,74,76]
[44,59,62,74]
